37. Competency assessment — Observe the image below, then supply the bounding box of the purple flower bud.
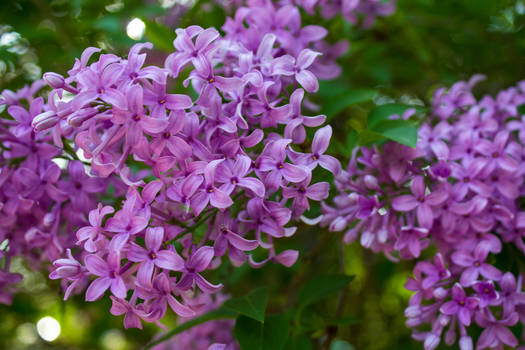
[43,72,65,89]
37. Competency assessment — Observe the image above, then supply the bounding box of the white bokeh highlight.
[36,316,61,342]
[126,18,145,41]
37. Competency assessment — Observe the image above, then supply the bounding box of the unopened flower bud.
[459,336,473,350]
[43,72,65,89]
[32,111,59,131]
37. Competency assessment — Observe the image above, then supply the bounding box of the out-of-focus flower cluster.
[151,293,238,350]
[0,80,112,305]
[281,0,396,28]
[322,76,525,349]
[0,0,357,330]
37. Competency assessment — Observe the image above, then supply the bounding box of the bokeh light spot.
[126,18,145,41]
[36,316,60,342]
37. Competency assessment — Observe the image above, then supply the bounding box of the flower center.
[149,252,156,260]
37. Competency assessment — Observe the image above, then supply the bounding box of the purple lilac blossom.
[320,77,525,349]
[0,0,351,330]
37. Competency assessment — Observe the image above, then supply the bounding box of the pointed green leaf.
[367,103,425,128]
[224,286,269,323]
[234,314,290,350]
[358,129,386,146]
[234,316,263,350]
[322,88,378,119]
[370,119,418,148]
[262,314,290,350]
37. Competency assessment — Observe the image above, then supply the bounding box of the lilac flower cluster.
[0,81,111,304]
[321,76,525,349]
[21,0,348,328]
[281,0,396,28]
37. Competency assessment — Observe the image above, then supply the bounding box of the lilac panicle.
[321,77,525,349]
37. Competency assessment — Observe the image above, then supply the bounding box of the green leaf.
[322,89,378,119]
[367,103,423,128]
[224,286,269,323]
[145,307,238,348]
[262,314,290,350]
[358,129,386,146]
[234,314,290,350]
[298,274,354,308]
[370,119,418,148]
[234,316,263,350]
[143,18,175,52]
[284,334,313,350]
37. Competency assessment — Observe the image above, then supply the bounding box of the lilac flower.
[84,252,127,301]
[392,176,448,228]
[416,254,451,289]
[475,310,519,349]
[212,212,258,257]
[284,88,326,143]
[282,173,329,213]
[7,97,44,137]
[499,272,525,312]
[138,273,195,319]
[177,246,223,293]
[49,249,86,300]
[475,130,519,173]
[245,81,291,128]
[258,139,308,189]
[73,64,127,109]
[451,244,502,286]
[450,159,491,200]
[165,27,219,77]
[128,227,185,285]
[440,283,479,326]
[113,85,169,147]
[394,225,429,258]
[110,296,144,329]
[76,203,115,252]
[143,81,193,118]
[473,281,499,308]
[215,156,265,197]
[272,49,321,92]
[293,125,341,175]
[191,159,233,215]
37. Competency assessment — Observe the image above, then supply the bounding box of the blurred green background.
[1,0,525,349]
